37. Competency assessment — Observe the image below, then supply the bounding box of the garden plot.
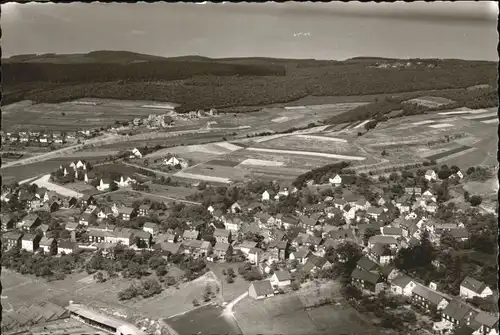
[428,123,454,129]
[255,135,362,156]
[247,147,365,161]
[238,158,285,167]
[294,134,348,143]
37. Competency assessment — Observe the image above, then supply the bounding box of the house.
[164,156,182,167]
[333,198,347,209]
[262,190,271,202]
[97,178,112,191]
[118,207,135,221]
[155,242,184,257]
[248,280,275,300]
[58,241,77,255]
[106,228,134,246]
[133,229,152,248]
[143,222,158,236]
[29,196,41,210]
[214,228,231,243]
[299,215,320,234]
[405,187,422,196]
[2,231,23,250]
[182,240,212,258]
[281,215,299,230]
[1,214,16,231]
[441,298,477,327]
[270,270,292,287]
[460,277,493,299]
[450,228,470,241]
[302,255,332,274]
[366,207,384,220]
[88,230,110,244]
[356,256,379,272]
[116,176,135,188]
[411,284,449,311]
[425,169,438,181]
[212,242,232,260]
[289,248,311,265]
[354,198,371,211]
[230,202,242,214]
[81,194,96,207]
[390,275,417,296]
[182,229,199,241]
[292,233,322,250]
[79,213,92,226]
[247,247,260,264]
[381,226,403,237]
[19,214,41,232]
[473,312,499,335]
[351,268,384,294]
[367,235,399,249]
[239,240,258,255]
[39,237,57,254]
[138,204,150,216]
[368,243,395,265]
[266,240,288,262]
[21,234,41,252]
[224,216,242,232]
[65,221,79,231]
[329,174,342,186]
[131,148,143,158]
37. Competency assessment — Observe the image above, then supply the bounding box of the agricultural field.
[178,163,249,183]
[2,99,178,132]
[92,163,153,180]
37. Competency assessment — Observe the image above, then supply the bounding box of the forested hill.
[2,51,498,112]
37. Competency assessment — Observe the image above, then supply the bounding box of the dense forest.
[2,52,498,113]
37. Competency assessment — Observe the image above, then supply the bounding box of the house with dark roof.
[356,256,379,272]
[19,214,41,232]
[460,277,493,299]
[238,240,258,255]
[2,231,23,250]
[1,213,16,231]
[248,280,275,300]
[473,312,499,335]
[154,242,184,257]
[411,283,449,311]
[281,215,299,230]
[182,240,212,258]
[441,298,477,328]
[390,275,417,297]
[289,247,311,265]
[266,240,288,262]
[381,226,403,237]
[118,206,136,221]
[182,229,199,241]
[39,237,57,254]
[450,228,470,241]
[302,255,332,274]
[351,268,384,294]
[366,207,384,220]
[299,215,320,234]
[367,235,399,249]
[212,242,232,260]
[368,243,395,265]
[214,228,231,244]
[132,229,152,248]
[292,233,322,250]
[270,270,292,287]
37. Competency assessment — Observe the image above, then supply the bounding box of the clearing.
[237,158,285,167]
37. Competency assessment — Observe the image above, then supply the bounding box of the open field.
[237,158,285,167]
[247,147,366,160]
[424,145,472,161]
[178,163,249,183]
[167,305,242,335]
[30,174,84,198]
[294,134,348,143]
[428,123,454,129]
[174,171,232,184]
[1,99,180,132]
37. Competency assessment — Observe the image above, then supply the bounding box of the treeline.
[293,161,351,188]
[2,61,286,86]
[3,59,497,112]
[327,86,498,124]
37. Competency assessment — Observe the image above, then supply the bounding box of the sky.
[1,1,498,61]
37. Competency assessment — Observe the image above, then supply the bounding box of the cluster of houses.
[132,114,174,129]
[350,253,498,335]
[51,160,137,191]
[1,129,97,145]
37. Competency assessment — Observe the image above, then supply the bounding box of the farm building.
[351,268,384,294]
[2,231,23,250]
[329,174,342,186]
[270,270,292,287]
[459,277,493,299]
[410,284,449,311]
[390,275,417,297]
[248,280,275,300]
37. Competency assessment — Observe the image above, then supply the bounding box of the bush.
[118,284,139,301]
[469,195,482,206]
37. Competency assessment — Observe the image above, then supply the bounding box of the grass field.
[179,163,249,183]
[247,147,366,161]
[255,135,361,156]
[425,145,472,161]
[206,159,241,167]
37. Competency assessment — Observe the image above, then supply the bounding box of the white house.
[131,148,143,158]
[247,247,260,264]
[116,176,135,188]
[270,270,292,287]
[76,160,87,170]
[262,190,271,202]
[248,280,275,300]
[390,275,417,297]
[329,174,342,186]
[97,179,111,191]
[164,156,187,168]
[460,276,493,299]
[473,312,499,335]
[425,170,437,181]
[207,205,215,214]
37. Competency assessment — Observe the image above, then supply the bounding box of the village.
[1,152,498,335]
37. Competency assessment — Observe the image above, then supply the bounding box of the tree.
[363,227,380,246]
[141,278,162,298]
[155,265,168,277]
[464,191,470,202]
[109,181,119,192]
[94,271,105,283]
[469,195,482,206]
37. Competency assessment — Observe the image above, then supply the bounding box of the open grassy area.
[206,262,250,303]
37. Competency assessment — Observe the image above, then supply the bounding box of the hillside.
[2,51,498,112]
